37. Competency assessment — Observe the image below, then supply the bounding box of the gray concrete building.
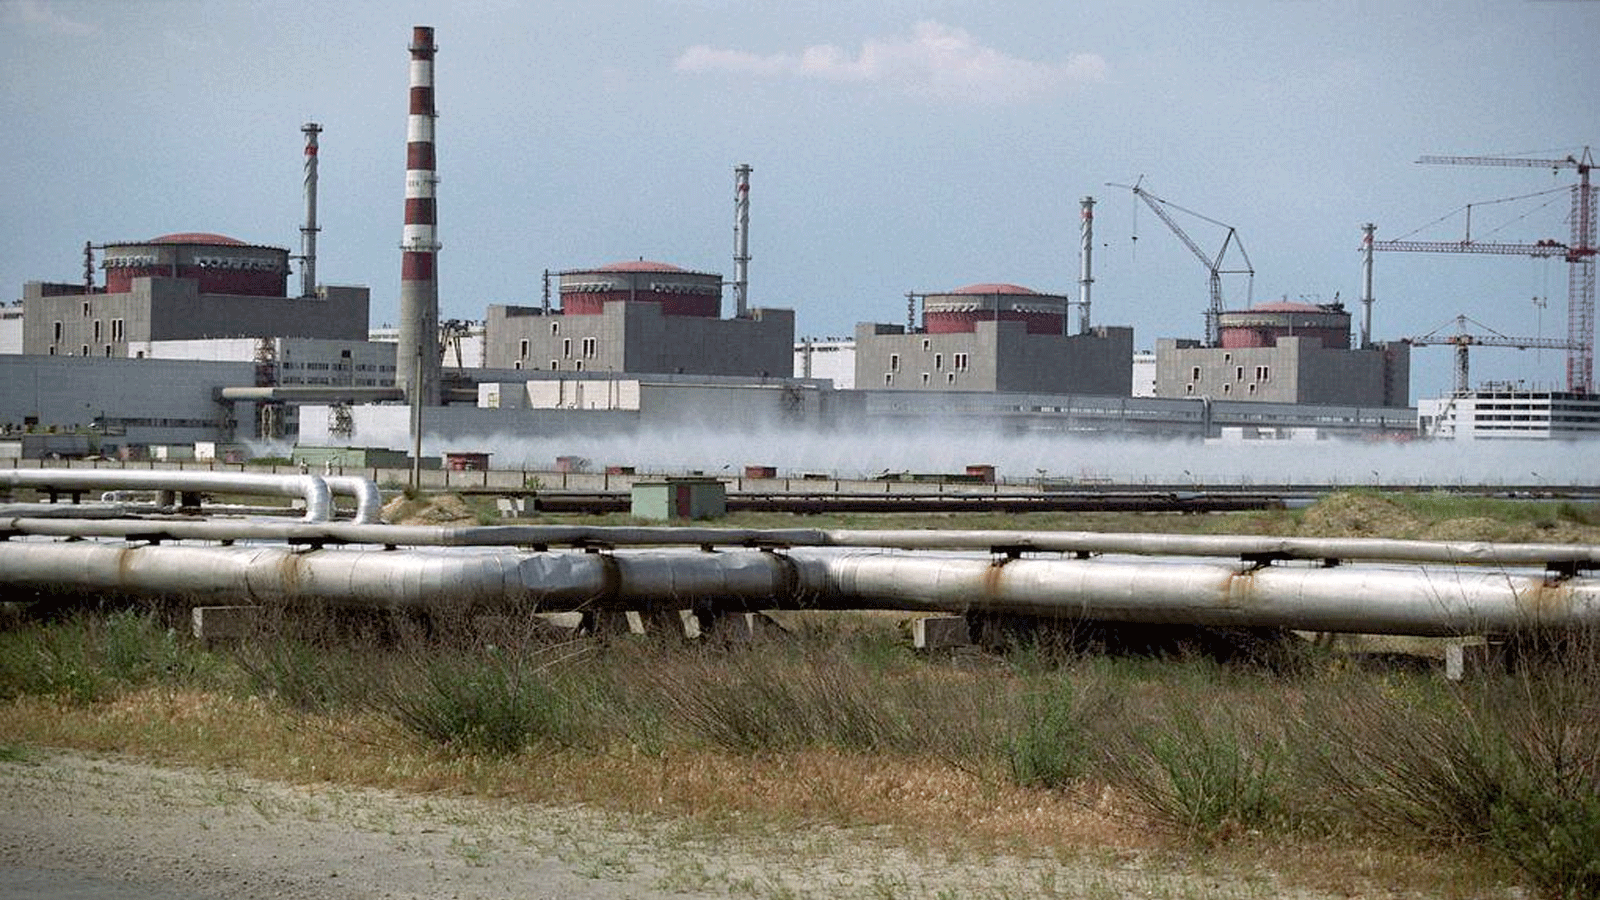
[1154,301,1410,407]
[485,260,793,378]
[853,283,1132,395]
[21,233,369,357]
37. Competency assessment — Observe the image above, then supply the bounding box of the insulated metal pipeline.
[3,518,1595,569]
[0,471,384,525]
[0,540,1596,636]
[818,553,1600,637]
[1,471,334,523]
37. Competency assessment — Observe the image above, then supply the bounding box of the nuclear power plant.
[3,24,1596,471]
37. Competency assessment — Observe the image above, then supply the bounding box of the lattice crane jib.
[1376,147,1595,393]
[1107,179,1254,347]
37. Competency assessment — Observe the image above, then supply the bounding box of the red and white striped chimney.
[397,25,441,406]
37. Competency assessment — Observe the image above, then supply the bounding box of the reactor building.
[21,233,369,358]
[854,282,1133,394]
[1154,299,1409,406]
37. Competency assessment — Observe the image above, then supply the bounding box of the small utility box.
[631,477,727,520]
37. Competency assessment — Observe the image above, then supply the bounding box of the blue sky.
[2,0,1595,399]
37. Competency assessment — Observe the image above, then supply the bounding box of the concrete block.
[496,497,536,517]
[701,611,784,643]
[914,615,972,650]
[191,605,262,642]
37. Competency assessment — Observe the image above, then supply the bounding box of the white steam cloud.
[676,21,1107,105]
[345,416,1588,488]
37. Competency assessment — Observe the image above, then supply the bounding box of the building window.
[884,372,894,385]
[550,360,559,370]
[889,353,900,371]
[80,345,89,356]
[934,353,943,370]
[103,345,112,357]
[518,339,529,360]
[921,372,930,384]
[111,319,124,341]
[1248,383,1257,395]
[1236,366,1244,381]
[1224,353,1232,362]
[946,372,956,384]
[1222,383,1231,394]
[82,302,90,318]
[93,320,101,341]
[574,360,584,371]
[581,337,597,359]
[1256,365,1270,381]
[1186,384,1194,395]
[921,339,931,351]
[53,321,62,342]
[1191,366,1202,381]
[551,322,560,335]
[562,338,572,359]
[48,346,56,355]
[513,360,522,370]
[954,352,969,371]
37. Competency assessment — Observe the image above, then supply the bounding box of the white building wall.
[794,337,855,388]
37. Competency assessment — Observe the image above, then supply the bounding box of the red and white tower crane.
[1373,147,1596,394]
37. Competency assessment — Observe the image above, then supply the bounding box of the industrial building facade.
[1154,301,1410,407]
[854,284,1133,395]
[485,261,794,378]
[21,234,369,357]
[1418,389,1600,440]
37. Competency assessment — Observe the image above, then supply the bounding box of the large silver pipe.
[0,471,384,524]
[819,553,1600,636]
[323,476,385,525]
[0,471,333,523]
[0,540,1595,636]
[1,518,1597,568]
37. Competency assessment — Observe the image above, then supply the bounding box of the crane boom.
[1418,152,1591,171]
[1107,179,1254,347]
[1382,146,1596,392]
[1408,314,1580,393]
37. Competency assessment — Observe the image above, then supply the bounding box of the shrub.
[1104,698,1286,844]
[374,643,592,756]
[0,609,206,704]
[1005,673,1102,789]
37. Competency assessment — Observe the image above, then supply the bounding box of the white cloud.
[7,0,96,36]
[675,21,1107,105]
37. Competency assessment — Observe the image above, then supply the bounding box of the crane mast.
[1108,179,1254,347]
[1374,146,1595,393]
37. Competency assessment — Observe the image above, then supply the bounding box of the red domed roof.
[950,282,1037,295]
[596,259,686,273]
[148,232,247,245]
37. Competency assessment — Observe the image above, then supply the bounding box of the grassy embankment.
[1,490,1598,899]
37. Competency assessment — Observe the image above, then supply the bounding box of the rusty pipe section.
[818,553,1600,637]
[0,470,383,524]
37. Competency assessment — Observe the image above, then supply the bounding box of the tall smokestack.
[1360,222,1375,349]
[299,122,322,298]
[733,163,752,318]
[398,25,441,407]
[1077,196,1095,335]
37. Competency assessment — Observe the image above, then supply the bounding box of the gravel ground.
[0,749,1373,900]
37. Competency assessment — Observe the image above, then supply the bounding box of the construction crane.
[1107,178,1254,347]
[1408,313,1580,395]
[1373,147,1595,393]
